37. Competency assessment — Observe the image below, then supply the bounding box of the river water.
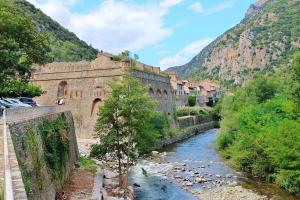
[129,129,299,200]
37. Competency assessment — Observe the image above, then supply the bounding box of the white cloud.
[187,0,235,15]
[159,38,213,69]
[28,0,183,54]
[205,0,235,15]
[187,2,204,13]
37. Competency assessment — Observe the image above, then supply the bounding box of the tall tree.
[92,75,157,190]
[0,0,51,97]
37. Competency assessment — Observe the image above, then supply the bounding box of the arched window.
[149,88,154,96]
[57,81,68,97]
[157,89,162,97]
[91,98,102,117]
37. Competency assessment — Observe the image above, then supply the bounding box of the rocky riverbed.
[130,129,298,200]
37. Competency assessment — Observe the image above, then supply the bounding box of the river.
[129,129,300,200]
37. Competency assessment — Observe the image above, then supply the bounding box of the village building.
[167,72,222,106]
[31,52,176,139]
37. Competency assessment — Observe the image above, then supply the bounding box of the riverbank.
[156,116,218,149]
[130,129,298,200]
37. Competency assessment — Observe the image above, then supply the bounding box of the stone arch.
[57,81,68,97]
[149,88,154,96]
[157,89,162,97]
[91,98,102,117]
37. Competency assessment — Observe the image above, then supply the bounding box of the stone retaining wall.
[8,108,79,200]
[156,121,217,149]
[177,115,213,128]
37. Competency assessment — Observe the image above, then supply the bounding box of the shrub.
[38,113,70,180]
[79,156,99,174]
[188,96,196,107]
[176,107,212,117]
[176,108,191,117]
[217,59,300,195]
[112,55,121,61]
[190,110,198,116]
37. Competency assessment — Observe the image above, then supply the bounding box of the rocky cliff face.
[167,0,300,85]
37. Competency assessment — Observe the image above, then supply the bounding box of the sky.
[27,0,256,70]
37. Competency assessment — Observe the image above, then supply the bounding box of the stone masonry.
[31,53,176,139]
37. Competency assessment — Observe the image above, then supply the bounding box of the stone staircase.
[0,123,27,200]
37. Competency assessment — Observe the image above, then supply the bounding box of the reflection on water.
[129,129,300,200]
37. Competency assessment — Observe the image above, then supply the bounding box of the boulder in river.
[195,177,207,183]
[134,183,141,187]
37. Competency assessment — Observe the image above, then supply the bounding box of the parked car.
[0,101,10,108]
[17,97,38,107]
[0,99,30,108]
[0,99,14,108]
[6,98,31,108]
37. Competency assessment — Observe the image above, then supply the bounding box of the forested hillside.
[13,0,98,62]
[167,0,300,86]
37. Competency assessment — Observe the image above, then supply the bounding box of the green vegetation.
[38,113,69,180]
[188,96,196,107]
[217,52,300,195]
[91,75,158,188]
[176,107,211,117]
[13,0,98,62]
[27,126,45,190]
[0,0,50,97]
[0,185,3,200]
[79,156,99,174]
[20,113,70,198]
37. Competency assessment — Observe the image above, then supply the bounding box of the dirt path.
[56,169,94,200]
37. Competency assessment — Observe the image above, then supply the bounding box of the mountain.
[167,0,300,85]
[12,0,98,62]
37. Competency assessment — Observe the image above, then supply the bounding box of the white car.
[0,99,31,108]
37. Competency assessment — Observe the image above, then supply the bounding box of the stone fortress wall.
[31,53,176,139]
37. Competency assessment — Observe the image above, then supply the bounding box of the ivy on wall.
[38,113,69,181]
[20,113,70,199]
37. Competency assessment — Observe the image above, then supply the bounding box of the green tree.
[92,75,157,189]
[292,52,300,105]
[0,0,51,97]
[188,96,196,107]
[217,52,300,195]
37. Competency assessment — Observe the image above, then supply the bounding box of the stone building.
[167,72,223,107]
[31,53,176,139]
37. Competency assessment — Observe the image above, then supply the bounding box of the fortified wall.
[32,53,176,139]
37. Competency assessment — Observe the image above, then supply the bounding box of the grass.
[79,156,99,174]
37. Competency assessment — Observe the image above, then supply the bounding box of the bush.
[79,156,99,174]
[217,56,300,195]
[176,108,191,117]
[176,107,211,117]
[188,96,196,107]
